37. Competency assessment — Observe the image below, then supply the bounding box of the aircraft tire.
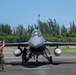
[35,60,38,65]
[25,57,28,63]
[49,56,52,64]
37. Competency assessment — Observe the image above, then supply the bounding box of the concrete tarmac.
[0,47,76,75]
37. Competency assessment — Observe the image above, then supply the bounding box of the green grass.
[48,47,76,54]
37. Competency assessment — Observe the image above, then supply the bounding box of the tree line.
[0,18,76,42]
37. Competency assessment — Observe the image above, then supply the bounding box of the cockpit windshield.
[32,29,42,37]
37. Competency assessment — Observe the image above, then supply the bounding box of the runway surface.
[0,47,76,75]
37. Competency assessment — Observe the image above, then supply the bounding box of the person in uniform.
[0,40,5,71]
[22,47,27,64]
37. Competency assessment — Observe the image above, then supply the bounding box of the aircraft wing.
[5,42,29,47]
[44,41,76,46]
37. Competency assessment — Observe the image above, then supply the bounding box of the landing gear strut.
[35,55,38,64]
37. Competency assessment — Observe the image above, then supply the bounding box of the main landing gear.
[49,56,52,64]
[41,52,53,64]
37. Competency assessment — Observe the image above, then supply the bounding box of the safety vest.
[0,46,3,55]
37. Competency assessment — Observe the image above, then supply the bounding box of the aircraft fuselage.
[28,29,46,53]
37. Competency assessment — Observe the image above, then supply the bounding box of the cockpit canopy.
[32,29,42,37]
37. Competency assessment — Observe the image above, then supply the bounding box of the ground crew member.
[22,47,27,64]
[0,40,5,71]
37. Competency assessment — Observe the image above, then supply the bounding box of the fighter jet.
[5,29,76,64]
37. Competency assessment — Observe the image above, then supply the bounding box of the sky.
[0,0,76,28]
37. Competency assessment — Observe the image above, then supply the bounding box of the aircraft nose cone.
[32,41,40,47]
[29,37,45,48]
